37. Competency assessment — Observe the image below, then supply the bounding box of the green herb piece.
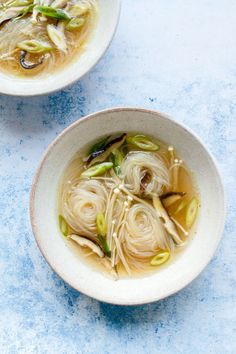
[96,213,111,257]
[59,215,69,237]
[47,24,67,53]
[88,134,127,166]
[98,235,111,258]
[185,197,198,228]
[13,3,34,21]
[81,162,113,178]
[127,135,160,151]
[66,17,85,30]
[89,136,111,155]
[110,149,124,176]
[17,39,52,53]
[96,213,107,237]
[36,5,70,20]
[150,250,170,266]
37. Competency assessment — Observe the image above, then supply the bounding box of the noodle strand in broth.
[58,133,199,279]
[0,0,97,76]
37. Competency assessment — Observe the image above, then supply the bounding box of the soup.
[0,0,97,77]
[58,133,199,279]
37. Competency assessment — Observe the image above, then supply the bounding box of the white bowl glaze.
[30,108,225,305]
[0,0,121,96]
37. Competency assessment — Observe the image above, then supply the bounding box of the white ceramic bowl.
[0,0,121,96]
[30,108,225,305]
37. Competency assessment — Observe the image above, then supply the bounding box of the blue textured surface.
[1,1,236,353]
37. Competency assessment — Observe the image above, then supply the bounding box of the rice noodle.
[58,135,198,278]
[121,203,173,271]
[62,179,108,238]
[0,0,97,76]
[121,151,170,197]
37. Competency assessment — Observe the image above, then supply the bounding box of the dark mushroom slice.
[89,136,111,155]
[69,234,105,258]
[20,50,44,69]
[87,133,127,166]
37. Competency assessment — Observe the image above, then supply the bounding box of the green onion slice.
[96,213,107,237]
[150,250,170,266]
[110,149,123,176]
[66,17,85,30]
[17,39,52,53]
[185,197,199,228]
[98,235,111,258]
[81,162,113,178]
[127,135,160,151]
[96,213,111,257]
[36,6,70,20]
[13,3,35,21]
[58,215,69,237]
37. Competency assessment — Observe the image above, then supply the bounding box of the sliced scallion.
[110,149,124,176]
[17,39,52,53]
[36,5,70,20]
[150,251,170,266]
[58,215,69,237]
[47,24,67,53]
[127,135,160,151]
[97,235,111,258]
[81,162,113,178]
[96,213,111,257]
[66,17,85,30]
[96,213,107,237]
[185,197,198,228]
[13,3,35,21]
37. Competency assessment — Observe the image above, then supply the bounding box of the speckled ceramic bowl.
[30,108,225,305]
[0,0,121,96]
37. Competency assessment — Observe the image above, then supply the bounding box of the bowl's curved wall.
[30,108,225,305]
[0,0,121,96]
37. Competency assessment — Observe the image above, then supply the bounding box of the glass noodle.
[0,0,97,76]
[58,133,199,279]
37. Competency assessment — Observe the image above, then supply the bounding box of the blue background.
[1,1,236,353]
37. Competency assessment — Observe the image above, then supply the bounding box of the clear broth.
[58,134,200,279]
[0,1,98,77]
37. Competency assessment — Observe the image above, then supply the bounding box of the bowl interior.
[0,0,120,96]
[31,108,225,305]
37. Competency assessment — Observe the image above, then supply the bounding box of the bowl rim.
[0,0,121,97]
[30,107,226,305]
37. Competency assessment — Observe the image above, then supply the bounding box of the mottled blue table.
[1,1,236,353]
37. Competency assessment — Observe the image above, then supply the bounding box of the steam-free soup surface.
[0,0,97,77]
[58,133,199,279]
